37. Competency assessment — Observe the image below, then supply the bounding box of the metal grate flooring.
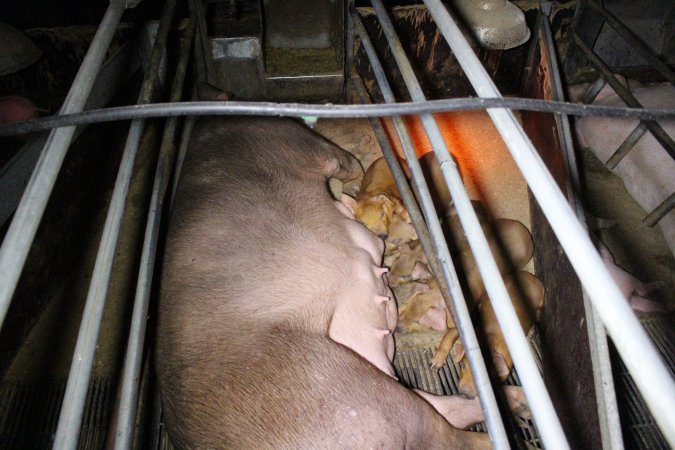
[0,317,671,449]
[393,346,543,448]
[612,316,674,450]
[0,377,115,450]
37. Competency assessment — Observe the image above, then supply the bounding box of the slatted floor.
[612,317,673,450]
[0,377,115,450]
[393,346,543,448]
[0,317,672,449]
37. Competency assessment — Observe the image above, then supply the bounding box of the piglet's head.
[352,194,395,239]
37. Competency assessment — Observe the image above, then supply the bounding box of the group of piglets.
[157,113,493,448]
[352,154,543,399]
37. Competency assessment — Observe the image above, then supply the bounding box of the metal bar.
[541,11,624,450]
[351,77,447,301]
[51,1,176,448]
[2,99,675,137]
[582,77,607,104]
[371,2,569,448]
[113,13,194,450]
[351,73,456,322]
[0,0,126,330]
[191,0,215,85]
[345,1,356,100]
[169,117,196,205]
[352,7,507,449]
[0,33,143,226]
[168,31,203,203]
[425,0,675,446]
[585,0,675,87]
[606,122,648,169]
[572,32,675,161]
[643,191,675,228]
[350,11,454,302]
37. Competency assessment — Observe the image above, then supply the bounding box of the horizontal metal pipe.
[1,98,674,137]
[425,0,675,446]
[113,12,194,450]
[0,0,126,331]
[372,1,569,448]
[52,1,177,448]
[585,0,675,87]
[352,8,509,448]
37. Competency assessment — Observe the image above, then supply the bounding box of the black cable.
[1,97,674,137]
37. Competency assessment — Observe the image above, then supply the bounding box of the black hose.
[1,97,674,137]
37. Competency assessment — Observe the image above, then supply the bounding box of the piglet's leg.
[414,390,484,430]
[629,295,671,314]
[430,328,460,369]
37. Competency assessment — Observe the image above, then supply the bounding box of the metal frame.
[351,8,510,447]
[0,33,143,226]
[0,0,127,329]
[571,0,675,227]
[113,11,194,450]
[536,10,624,450]
[0,0,674,448]
[421,1,674,447]
[51,1,177,448]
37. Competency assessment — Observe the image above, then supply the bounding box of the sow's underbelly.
[155,116,412,447]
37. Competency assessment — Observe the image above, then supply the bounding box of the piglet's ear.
[409,281,431,296]
[411,261,432,281]
[339,194,357,215]
[334,200,355,220]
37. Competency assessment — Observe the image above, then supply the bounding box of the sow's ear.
[196,82,233,101]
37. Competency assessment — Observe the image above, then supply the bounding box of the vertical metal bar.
[0,0,126,330]
[354,79,459,328]
[113,14,194,450]
[169,112,196,205]
[585,0,675,87]
[191,0,215,85]
[572,32,675,160]
[51,2,177,449]
[424,0,675,446]
[370,2,569,448]
[345,0,356,100]
[352,7,509,449]
[541,11,625,450]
